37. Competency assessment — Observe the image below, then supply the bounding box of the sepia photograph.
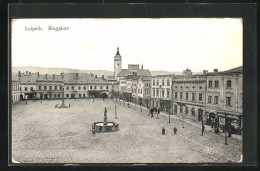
[11,18,243,164]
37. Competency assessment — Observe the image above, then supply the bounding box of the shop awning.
[217,110,242,120]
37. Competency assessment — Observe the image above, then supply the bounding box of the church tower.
[114,47,122,79]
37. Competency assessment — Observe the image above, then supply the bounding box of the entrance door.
[198,109,203,121]
[20,95,23,101]
[44,94,48,99]
[71,94,75,99]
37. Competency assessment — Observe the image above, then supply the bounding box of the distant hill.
[12,66,202,77]
[12,66,114,77]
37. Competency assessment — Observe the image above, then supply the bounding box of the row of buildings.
[12,47,243,134]
[11,71,114,103]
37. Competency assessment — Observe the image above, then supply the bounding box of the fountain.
[91,107,119,133]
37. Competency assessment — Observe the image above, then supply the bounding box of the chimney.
[45,74,47,78]
[18,71,21,77]
[95,75,97,78]
[203,70,208,74]
[29,72,31,76]
[102,75,104,80]
[37,72,39,77]
[26,71,28,75]
[76,73,79,79]
[53,74,55,79]
[214,69,218,73]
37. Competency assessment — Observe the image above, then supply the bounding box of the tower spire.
[116,47,120,55]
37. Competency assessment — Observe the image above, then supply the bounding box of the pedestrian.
[173,127,177,134]
[25,101,27,105]
[162,127,165,135]
[41,101,42,103]
[69,104,70,108]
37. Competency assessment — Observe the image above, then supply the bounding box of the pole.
[182,109,184,128]
[224,114,228,145]
[115,105,118,119]
[169,107,170,123]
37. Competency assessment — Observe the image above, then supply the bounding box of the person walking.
[173,127,177,134]
[162,127,165,135]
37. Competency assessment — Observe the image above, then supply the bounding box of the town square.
[12,98,242,163]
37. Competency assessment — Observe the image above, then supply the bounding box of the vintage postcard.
[11,18,243,163]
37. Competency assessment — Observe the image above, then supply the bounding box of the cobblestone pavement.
[12,99,242,163]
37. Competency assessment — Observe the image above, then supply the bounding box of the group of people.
[149,107,160,118]
[162,127,178,135]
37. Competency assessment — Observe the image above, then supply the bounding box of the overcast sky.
[12,18,242,72]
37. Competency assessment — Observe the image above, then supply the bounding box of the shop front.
[217,110,242,135]
[160,99,172,114]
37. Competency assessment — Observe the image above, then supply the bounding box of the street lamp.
[182,106,184,128]
[224,113,228,145]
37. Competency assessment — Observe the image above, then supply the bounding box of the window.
[60,86,62,90]
[66,86,69,90]
[227,80,232,88]
[83,94,85,97]
[106,86,109,89]
[208,80,212,88]
[192,93,195,101]
[156,88,159,97]
[72,86,74,90]
[78,86,81,90]
[199,93,202,101]
[162,89,164,97]
[208,96,212,103]
[38,86,41,90]
[79,94,81,97]
[167,79,170,86]
[191,108,195,116]
[199,86,202,89]
[30,87,33,91]
[180,92,183,99]
[214,96,219,104]
[44,86,47,90]
[162,79,165,86]
[153,80,155,86]
[55,86,57,90]
[185,107,188,115]
[58,94,60,98]
[54,94,57,98]
[174,105,177,113]
[49,94,52,98]
[180,106,183,113]
[25,87,28,91]
[175,92,178,99]
[192,86,195,89]
[175,86,178,88]
[49,86,52,90]
[186,86,189,89]
[20,87,21,91]
[167,90,170,98]
[90,86,92,90]
[186,93,189,100]
[156,80,159,86]
[215,80,219,88]
[153,88,155,96]
[141,89,142,94]
[226,97,231,106]
[66,94,69,97]
[94,86,96,89]
[100,86,102,90]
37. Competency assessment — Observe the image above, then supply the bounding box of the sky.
[12,18,242,72]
